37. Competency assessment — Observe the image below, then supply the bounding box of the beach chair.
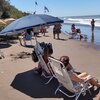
[23,29,34,46]
[48,57,92,100]
[24,33,33,45]
[65,31,87,40]
[34,40,54,84]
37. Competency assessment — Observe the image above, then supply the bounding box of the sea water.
[61,15,100,45]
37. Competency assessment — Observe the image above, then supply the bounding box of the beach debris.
[0,71,4,74]
[10,51,31,60]
[0,50,5,59]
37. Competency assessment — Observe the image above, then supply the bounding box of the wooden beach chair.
[48,57,92,100]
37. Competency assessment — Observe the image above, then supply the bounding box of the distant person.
[18,31,25,46]
[33,27,40,36]
[71,24,77,38]
[53,24,57,39]
[40,26,46,36]
[23,28,33,46]
[91,19,95,33]
[53,23,61,39]
[56,23,61,39]
[71,24,83,40]
[71,24,76,33]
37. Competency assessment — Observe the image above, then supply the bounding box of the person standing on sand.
[53,23,61,39]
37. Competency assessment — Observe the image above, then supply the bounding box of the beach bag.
[76,28,81,33]
[40,42,53,55]
[32,50,39,62]
[47,43,53,55]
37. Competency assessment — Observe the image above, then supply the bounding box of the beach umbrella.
[4,18,15,24]
[0,14,63,35]
[0,19,6,25]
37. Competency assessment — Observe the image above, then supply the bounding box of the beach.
[62,15,100,45]
[0,28,100,100]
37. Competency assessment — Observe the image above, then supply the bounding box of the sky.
[9,0,100,17]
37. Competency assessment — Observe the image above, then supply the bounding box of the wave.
[64,18,100,27]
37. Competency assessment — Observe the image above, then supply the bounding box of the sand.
[0,28,100,100]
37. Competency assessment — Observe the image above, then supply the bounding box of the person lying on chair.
[60,56,100,88]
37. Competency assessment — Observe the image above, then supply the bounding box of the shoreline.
[0,28,100,100]
[62,23,100,46]
[62,31,100,51]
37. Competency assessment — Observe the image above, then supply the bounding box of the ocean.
[61,15,100,45]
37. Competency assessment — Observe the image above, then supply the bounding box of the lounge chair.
[65,31,88,40]
[23,28,34,46]
[24,32,33,46]
[34,40,54,84]
[48,57,92,100]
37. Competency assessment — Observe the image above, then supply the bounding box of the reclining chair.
[24,32,33,46]
[65,30,88,40]
[23,28,34,46]
[34,40,54,84]
[48,57,92,100]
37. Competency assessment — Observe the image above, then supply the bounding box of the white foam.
[64,17,100,27]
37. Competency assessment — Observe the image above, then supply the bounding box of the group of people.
[18,28,33,46]
[53,23,62,39]
[18,23,62,46]
[18,26,49,46]
[33,43,100,89]
[40,26,48,36]
[18,18,96,45]
[30,19,100,98]
[70,19,95,40]
[33,26,48,36]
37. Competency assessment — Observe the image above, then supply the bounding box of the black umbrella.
[0,14,63,35]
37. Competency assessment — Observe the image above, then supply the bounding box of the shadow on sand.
[55,38,68,41]
[0,42,12,49]
[0,39,19,49]
[11,69,100,100]
[23,45,35,48]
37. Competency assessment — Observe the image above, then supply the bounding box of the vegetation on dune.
[0,0,29,39]
[0,0,28,19]
[0,0,29,31]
